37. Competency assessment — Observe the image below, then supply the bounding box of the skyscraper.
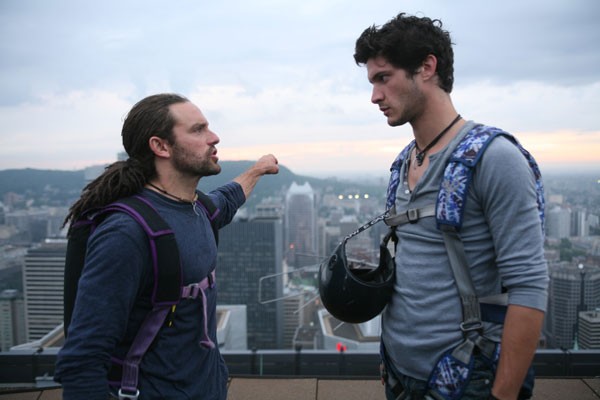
[546,206,572,239]
[0,289,26,351]
[571,208,589,237]
[217,216,284,349]
[285,182,317,268]
[578,310,600,349]
[545,262,600,349]
[22,240,66,341]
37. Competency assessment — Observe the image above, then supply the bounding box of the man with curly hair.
[354,13,548,400]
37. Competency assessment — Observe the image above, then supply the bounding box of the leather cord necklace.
[414,114,462,166]
[147,182,200,215]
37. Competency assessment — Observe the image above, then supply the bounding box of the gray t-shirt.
[381,121,549,380]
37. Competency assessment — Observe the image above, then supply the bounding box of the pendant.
[415,152,425,166]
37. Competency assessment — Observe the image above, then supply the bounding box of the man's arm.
[55,216,148,399]
[474,138,548,399]
[233,154,279,198]
[491,304,545,400]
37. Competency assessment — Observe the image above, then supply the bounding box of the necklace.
[147,182,200,216]
[414,114,462,166]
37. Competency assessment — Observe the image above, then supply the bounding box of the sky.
[1,0,599,179]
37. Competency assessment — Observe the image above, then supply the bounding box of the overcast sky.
[1,0,599,178]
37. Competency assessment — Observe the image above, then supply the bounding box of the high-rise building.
[285,182,317,268]
[22,240,66,341]
[281,288,320,349]
[0,289,26,351]
[282,292,303,349]
[545,262,600,349]
[571,208,589,237]
[578,310,600,349]
[546,206,572,239]
[217,216,284,349]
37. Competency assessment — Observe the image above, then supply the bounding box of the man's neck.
[411,94,461,151]
[147,173,200,203]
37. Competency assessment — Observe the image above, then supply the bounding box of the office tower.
[546,263,600,349]
[282,288,319,349]
[282,292,303,349]
[546,206,572,239]
[0,289,26,351]
[285,182,317,268]
[578,310,600,349]
[217,217,283,349]
[22,240,66,341]
[571,208,589,237]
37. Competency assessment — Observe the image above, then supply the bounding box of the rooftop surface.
[1,377,599,399]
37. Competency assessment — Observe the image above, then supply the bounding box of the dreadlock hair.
[354,12,455,93]
[63,93,189,231]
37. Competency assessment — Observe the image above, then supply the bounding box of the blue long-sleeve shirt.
[55,182,245,399]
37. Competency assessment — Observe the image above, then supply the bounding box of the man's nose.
[371,86,383,104]
[208,129,220,145]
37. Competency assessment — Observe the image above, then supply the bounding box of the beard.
[171,142,221,177]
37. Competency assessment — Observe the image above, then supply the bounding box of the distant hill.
[0,168,85,196]
[0,163,387,208]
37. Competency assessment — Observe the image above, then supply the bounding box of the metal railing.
[1,348,598,388]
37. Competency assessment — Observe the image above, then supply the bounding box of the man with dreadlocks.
[54,93,279,399]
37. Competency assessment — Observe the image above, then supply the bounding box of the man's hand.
[254,154,279,176]
[234,154,279,198]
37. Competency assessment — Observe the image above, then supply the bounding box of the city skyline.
[1,0,599,178]
[1,163,599,353]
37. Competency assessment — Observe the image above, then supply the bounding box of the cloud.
[454,81,600,133]
[0,90,132,170]
[0,0,598,176]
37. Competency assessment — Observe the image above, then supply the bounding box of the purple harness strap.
[181,270,217,349]
[117,270,216,399]
[119,306,170,397]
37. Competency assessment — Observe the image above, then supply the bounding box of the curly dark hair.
[354,13,455,93]
[63,93,188,229]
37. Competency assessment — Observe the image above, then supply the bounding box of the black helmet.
[319,226,395,324]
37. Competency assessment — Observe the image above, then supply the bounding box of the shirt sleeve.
[54,213,149,399]
[473,136,549,311]
[208,181,246,229]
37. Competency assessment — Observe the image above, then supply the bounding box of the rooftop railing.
[1,348,599,388]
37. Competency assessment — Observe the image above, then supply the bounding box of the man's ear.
[148,136,171,158]
[420,54,438,81]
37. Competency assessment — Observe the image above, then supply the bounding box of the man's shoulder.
[456,123,524,164]
[90,205,149,245]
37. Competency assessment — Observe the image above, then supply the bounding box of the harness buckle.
[185,283,199,299]
[460,320,484,333]
[406,208,420,223]
[118,388,140,400]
